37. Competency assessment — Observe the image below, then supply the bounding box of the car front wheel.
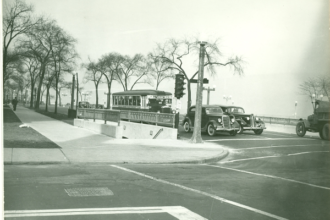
[254,129,263,135]
[229,130,237,136]
[238,124,243,134]
[296,121,306,137]
[320,123,330,141]
[207,124,216,136]
[183,121,191,133]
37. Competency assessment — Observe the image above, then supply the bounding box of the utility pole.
[76,73,79,114]
[71,74,75,109]
[203,85,216,105]
[190,41,206,144]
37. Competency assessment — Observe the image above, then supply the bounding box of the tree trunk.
[35,64,46,110]
[30,84,34,108]
[55,75,58,114]
[187,81,192,110]
[45,86,50,112]
[190,43,206,144]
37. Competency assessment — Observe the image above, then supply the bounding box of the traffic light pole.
[190,41,206,144]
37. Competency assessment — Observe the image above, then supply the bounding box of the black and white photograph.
[2,0,329,219]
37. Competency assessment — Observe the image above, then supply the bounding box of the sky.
[8,0,330,117]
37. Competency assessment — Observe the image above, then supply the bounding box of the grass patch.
[3,107,61,149]
[34,108,74,126]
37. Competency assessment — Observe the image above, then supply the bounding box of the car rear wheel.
[183,121,191,133]
[296,121,306,137]
[207,124,216,136]
[254,129,263,135]
[320,123,330,141]
[238,124,243,134]
[229,130,237,136]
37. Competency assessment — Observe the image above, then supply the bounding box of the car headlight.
[218,118,222,123]
[231,118,235,123]
[255,117,259,121]
[246,117,250,120]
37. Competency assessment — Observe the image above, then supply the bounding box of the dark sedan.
[219,105,266,134]
[182,105,240,136]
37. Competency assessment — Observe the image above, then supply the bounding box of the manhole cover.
[65,187,114,197]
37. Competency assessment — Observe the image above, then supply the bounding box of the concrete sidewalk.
[4,106,228,165]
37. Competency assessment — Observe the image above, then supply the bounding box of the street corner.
[8,148,69,165]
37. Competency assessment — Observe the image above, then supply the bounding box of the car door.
[188,107,196,126]
[201,108,208,128]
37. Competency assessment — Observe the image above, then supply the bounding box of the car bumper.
[216,127,239,131]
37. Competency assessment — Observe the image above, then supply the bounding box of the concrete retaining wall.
[121,121,177,139]
[74,119,123,139]
[74,119,178,140]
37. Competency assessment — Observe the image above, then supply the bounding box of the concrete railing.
[120,110,176,128]
[77,108,121,125]
[257,116,300,126]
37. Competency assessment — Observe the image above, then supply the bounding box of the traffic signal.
[174,74,186,99]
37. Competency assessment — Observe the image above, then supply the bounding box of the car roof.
[189,105,222,108]
[217,105,243,108]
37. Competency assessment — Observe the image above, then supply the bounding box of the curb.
[4,149,229,165]
[4,161,70,165]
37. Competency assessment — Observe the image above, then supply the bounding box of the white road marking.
[111,165,288,220]
[5,206,206,220]
[206,165,330,190]
[205,138,317,142]
[287,151,329,156]
[219,156,281,163]
[219,151,329,164]
[234,144,317,150]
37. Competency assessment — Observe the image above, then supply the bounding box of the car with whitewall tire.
[182,105,240,136]
[219,105,266,135]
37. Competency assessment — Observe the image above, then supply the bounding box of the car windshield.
[231,108,245,113]
[205,107,223,114]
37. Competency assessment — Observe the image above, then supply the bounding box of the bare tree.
[18,51,40,107]
[318,75,330,101]
[2,0,39,85]
[18,19,59,110]
[154,38,244,111]
[116,54,150,91]
[147,52,174,90]
[299,77,323,105]
[83,58,103,106]
[97,53,122,108]
[50,25,78,113]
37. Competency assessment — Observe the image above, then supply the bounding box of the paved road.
[4,129,330,220]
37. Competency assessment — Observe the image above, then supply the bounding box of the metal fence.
[77,108,121,125]
[257,116,300,126]
[77,108,176,128]
[120,110,175,128]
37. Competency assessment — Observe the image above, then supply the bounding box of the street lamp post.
[203,85,216,105]
[223,95,232,104]
[104,92,112,109]
[190,41,207,144]
[82,92,89,101]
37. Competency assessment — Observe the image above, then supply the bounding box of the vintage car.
[182,105,240,136]
[296,100,329,140]
[219,105,266,135]
[78,101,90,108]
